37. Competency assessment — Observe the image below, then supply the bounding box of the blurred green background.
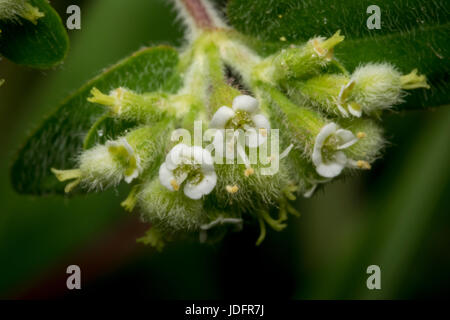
[0,0,449,299]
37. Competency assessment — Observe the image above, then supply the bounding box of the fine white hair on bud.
[350,63,404,113]
[138,178,207,231]
[269,31,345,81]
[159,143,217,200]
[0,0,44,24]
[76,137,141,190]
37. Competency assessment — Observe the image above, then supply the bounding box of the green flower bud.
[52,122,172,192]
[337,118,385,165]
[138,178,207,231]
[286,64,429,118]
[268,31,344,82]
[350,63,429,114]
[258,85,374,180]
[208,161,290,214]
[286,74,355,117]
[0,0,44,25]
[88,87,196,123]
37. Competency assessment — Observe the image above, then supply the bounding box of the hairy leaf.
[11,46,179,195]
[227,0,450,109]
[0,0,69,68]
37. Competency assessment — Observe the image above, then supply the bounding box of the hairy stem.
[180,0,215,29]
[176,0,225,37]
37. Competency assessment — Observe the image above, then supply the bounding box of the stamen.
[357,132,366,139]
[356,160,371,170]
[259,128,268,137]
[226,185,239,194]
[170,179,180,191]
[244,167,255,177]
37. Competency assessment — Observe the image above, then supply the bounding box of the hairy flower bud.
[52,122,171,192]
[0,0,44,24]
[350,63,429,114]
[138,178,207,231]
[286,64,429,118]
[269,31,344,82]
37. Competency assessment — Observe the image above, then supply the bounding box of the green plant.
[9,0,448,249]
[0,0,68,68]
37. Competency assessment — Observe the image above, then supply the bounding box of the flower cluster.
[51,6,429,248]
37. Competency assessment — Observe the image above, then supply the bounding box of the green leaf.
[0,0,69,68]
[227,0,450,109]
[11,46,179,195]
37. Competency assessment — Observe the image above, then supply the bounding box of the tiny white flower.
[210,95,271,159]
[336,80,362,118]
[159,143,217,200]
[106,138,142,183]
[312,123,359,178]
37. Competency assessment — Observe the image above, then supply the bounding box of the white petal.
[232,95,259,114]
[120,138,134,156]
[159,163,176,191]
[334,151,348,165]
[201,148,215,171]
[338,79,355,101]
[315,161,345,178]
[183,171,217,199]
[246,128,267,148]
[210,106,235,129]
[252,114,271,129]
[124,154,142,183]
[335,129,358,149]
[124,170,138,183]
[336,103,349,117]
[191,145,214,171]
[213,130,237,160]
[236,142,250,166]
[213,130,225,156]
[348,104,362,117]
[165,143,190,170]
[315,151,348,178]
[312,122,337,167]
[303,184,317,198]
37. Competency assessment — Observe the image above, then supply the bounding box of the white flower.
[106,138,141,183]
[210,95,271,160]
[312,123,359,178]
[159,143,217,200]
[336,80,362,118]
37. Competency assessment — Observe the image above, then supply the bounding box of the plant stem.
[180,0,216,30]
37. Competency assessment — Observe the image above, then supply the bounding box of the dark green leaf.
[11,46,179,195]
[0,0,69,68]
[227,0,450,109]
